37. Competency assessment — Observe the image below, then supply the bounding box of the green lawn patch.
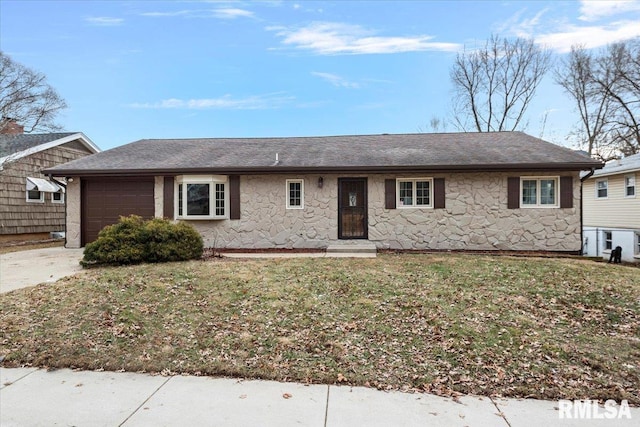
[1,254,638,403]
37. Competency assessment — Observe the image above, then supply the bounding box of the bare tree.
[555,46,611,158]
[417,115,449,133]
[450,35,551,132]
[0,51,67,133]
[556,40,640,159]
[595,41,640,156]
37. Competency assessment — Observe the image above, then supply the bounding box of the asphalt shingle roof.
[44,132,603,176]
[0,133,77,158]
[591,152,640,177]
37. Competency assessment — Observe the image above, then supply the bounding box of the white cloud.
[311,72,360,88]
[213,8,254,19]
[269,22,460,55]
[140,10,192,17]
[535,20,640,52]
[578,0,640,21]
[499,2,640,53]
[85,17,124,26]
[140,8,254,19]
[129,93,294,110]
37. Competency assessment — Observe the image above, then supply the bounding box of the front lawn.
[1,254,638,403]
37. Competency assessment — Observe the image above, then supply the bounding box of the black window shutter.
[560,176,573,208]
[163,177,174,219]
[433,178,445,209]
[507,177,520,209]
[385,179,396,209]
[229,175,240,219]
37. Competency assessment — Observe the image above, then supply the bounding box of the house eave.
[0,132,101,168]
[45,162,604,178]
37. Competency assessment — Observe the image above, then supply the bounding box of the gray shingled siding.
[0,143,91,235]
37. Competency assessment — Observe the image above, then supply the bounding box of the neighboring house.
[582,153,640,262]
[44,132,602,252]
[0,124,100,241]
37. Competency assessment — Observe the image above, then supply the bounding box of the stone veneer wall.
[66,178,81,247]
[181,172,582,252]
[66,171,582,251]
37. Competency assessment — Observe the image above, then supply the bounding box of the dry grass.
[0,254,638,403]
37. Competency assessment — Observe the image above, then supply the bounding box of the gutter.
[579,168,596,255]
[43,162,605,177]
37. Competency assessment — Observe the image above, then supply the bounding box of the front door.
[338,178,368,239]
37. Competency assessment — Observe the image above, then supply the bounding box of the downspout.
[580,169,596,256]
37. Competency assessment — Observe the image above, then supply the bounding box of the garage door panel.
[81,178,155,245]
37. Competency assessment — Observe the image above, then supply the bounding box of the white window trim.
[51,192,65,204]
[174,175,229,220]
[26,190,44,203]
[520,176,559,208]
[595,178,608,199]
[635,232,640,257]
[396,178,433,208]
[286,179,304,210]
[624,174,636,198]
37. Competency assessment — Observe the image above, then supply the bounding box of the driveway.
[0,247,85,293]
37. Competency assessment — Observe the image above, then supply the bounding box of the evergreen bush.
[81,215,203,266]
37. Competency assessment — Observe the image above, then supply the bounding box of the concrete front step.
[326,243,377,254]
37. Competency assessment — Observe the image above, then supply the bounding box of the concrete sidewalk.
[1,368,637,426]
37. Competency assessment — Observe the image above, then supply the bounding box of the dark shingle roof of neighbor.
[0,133,77,157]
[44,132,604,176]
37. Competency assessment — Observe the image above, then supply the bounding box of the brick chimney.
[0,118,24,135]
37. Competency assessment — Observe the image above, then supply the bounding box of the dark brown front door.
[338,178,367,239]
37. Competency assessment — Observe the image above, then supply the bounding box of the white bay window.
[175,175,228,220]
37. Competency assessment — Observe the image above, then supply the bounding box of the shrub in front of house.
[81,215,204,266]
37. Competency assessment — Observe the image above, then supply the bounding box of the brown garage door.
[81,178,155,245]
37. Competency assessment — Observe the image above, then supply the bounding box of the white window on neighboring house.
[25,177,61,203]
[635,232,640,255]
[625,174,636,197]
[520,177,558,207]
[603,231,613,251]
[26,189,44,203]
[52,191,64,203]
[596,179,608,198]
[286,179,304,209]
[175,175,228,220]
[397,178,432,208]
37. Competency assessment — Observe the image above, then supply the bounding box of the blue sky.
[2,0,640,151]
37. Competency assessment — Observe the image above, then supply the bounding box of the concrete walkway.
[0,246,85,293]
[1,368,637,426]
